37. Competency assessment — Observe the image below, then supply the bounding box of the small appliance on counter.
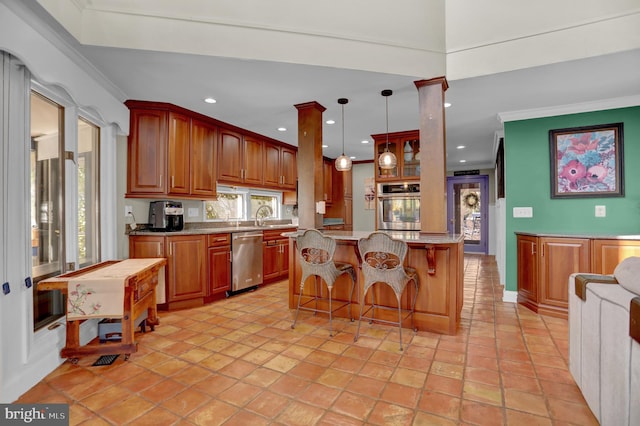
[148,200,184,231]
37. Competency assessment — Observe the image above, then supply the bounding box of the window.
[203,187,281,222]
[77,118,100,268]
[30,90,103,330]
[31,92,65,329]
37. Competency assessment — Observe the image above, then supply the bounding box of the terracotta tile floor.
[16,255,598,425]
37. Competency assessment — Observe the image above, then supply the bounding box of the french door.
[447,175,488,254]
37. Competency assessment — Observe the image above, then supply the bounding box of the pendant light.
[378,89,397,170]
[334,98,352,171]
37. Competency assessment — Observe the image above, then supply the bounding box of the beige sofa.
[568,257,640,426]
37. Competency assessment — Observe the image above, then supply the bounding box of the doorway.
[447,175,488,253]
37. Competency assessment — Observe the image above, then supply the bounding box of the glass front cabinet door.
[372,130,420,181]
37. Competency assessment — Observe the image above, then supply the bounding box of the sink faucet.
[255,205,273,227]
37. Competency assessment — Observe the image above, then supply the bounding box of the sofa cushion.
[614,256,640,296]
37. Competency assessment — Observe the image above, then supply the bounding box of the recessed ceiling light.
[361,140,370,144]
[322,144,328,148]
[325,119,335,125]
[444,102,452,108]
[456,145,465,149]
[204,97,217,104]
[350,156,356,159]
[459,159,467,163]
[277,127,287,132]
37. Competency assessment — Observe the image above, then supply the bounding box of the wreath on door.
[463,192,479,210]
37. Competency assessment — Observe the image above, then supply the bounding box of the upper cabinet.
[126,100,297,199]
[217,130,264,186]
[127,107,168,195]
[126,101,217,199]
[372,130,420,181]
[264,143,297,191]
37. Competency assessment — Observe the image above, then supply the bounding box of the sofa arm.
[573,274,618,300]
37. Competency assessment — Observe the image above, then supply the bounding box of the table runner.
[67,258,162,320]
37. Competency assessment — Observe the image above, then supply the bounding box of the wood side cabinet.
[516,233,590,319]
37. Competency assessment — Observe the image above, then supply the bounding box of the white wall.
[0,1,125,403]
[351,163,376,232]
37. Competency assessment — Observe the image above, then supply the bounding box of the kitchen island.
[284,230,464,335]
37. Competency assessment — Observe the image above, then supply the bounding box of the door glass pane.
[77,118,100,268]
[454,183,481,245]
[402,139,420,177]
[31,92,65,330]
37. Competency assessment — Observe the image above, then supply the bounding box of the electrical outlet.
[25,277,32,288]
[595,205,606,217]
[188,208,199,217]
[2,282,9,295]
[124,205,133,216]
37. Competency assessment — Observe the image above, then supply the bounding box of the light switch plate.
[513,207,533,218]
[595,205,606,217]
[188,208,199,217]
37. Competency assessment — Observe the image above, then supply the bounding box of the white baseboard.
[502,290,518,303]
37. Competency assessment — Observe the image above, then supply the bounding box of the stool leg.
[328,285,333,337]
[291,278,306,329]
[397,294,403,351]
[354,285,368,343]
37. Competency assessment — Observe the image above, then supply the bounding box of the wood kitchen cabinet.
[591,239,640,274]
[372,130,420,181]
[127,107,167,195]
[126,101,216,198]
[263,228,295,283]
[323,159,333,204]
[516,233,590,319]
[264,143,297,190]
[129,234,206,310]
[217,131,263,186]
[206,234,231,301]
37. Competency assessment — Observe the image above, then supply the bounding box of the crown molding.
[497,95,640,123]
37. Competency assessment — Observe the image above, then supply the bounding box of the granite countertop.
[515,231,640,240]
[129,223,297,236]
[282,229,464,244]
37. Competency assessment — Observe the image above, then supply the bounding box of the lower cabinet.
[591,239,640,274]
[516,233,597,319]
[263,228,294,283]
[206,233,231,301]
[129,234,207,309]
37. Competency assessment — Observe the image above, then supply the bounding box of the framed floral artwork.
[550,122,624,198]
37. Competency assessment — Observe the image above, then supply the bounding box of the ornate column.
[294,101,326,229]
[415,76,449,234]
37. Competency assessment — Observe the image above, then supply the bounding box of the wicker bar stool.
[291,229,357,337]
[355,232,419,351]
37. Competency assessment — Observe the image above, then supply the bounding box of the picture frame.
[549,122,624,198]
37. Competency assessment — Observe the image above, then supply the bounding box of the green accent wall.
[504,106,640,291]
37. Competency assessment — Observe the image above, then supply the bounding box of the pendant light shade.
[378,89,397,170]
[334,98,352,171]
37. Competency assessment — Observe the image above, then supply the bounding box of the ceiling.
[76,46,639,171]
[25,0,640,171]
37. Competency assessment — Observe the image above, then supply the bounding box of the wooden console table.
[38,258,166,361]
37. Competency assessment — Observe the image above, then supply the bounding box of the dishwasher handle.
[233,232,263,241]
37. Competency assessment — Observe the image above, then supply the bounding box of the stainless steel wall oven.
[377,182,420,230]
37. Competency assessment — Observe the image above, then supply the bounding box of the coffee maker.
[148,201,184,231]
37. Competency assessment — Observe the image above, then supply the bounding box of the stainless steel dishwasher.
[231,231,263,294]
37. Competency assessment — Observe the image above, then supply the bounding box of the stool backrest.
[357,232,409,296]
[296,229,340,286]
